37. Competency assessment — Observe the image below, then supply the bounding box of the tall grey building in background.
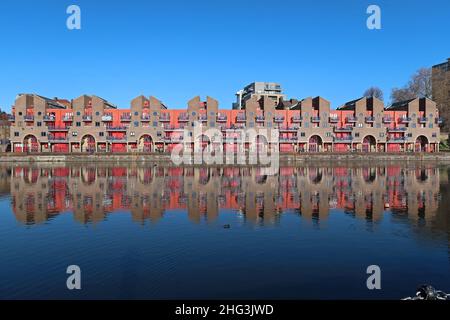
[233,82,286,109]
[432,58,450,132]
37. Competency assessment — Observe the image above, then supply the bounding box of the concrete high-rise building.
[233,82,286,109]
[432,58,450,132]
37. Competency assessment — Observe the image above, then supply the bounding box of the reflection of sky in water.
[0,164,449,299]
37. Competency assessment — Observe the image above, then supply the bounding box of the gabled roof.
[337,97,364,110]
[386,98,416,111]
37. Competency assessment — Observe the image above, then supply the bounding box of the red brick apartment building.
[8,87,442,154]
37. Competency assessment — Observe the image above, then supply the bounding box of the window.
[134,111,139,116]
[411,123,416,128]
[210,111,215,116]
[37,122,42,127]
[357,123,363,128]
[72,132,78,137]
[267,122,272,128]
[130,132,135,137]
[134,121,139,127]
[37,112,42,116]
[304,123,309,128]
[209,122,215,127]
[432,133,437,138]
[157,131,162,137]
[153,121,158,127]
[376,124,381,128]
[300,132,306,137]
[326,132,331,137]
[41,132,46,137]
[249,122,254,128]
[153,112,158,116]
[18,112,22,116]
[76,122,81,127]
[14,132,19,137]
[379,133,384,138]
[99,132,104,137]
[96,112,100,116]
[95,122,100,127]
[429,123,433,128]
[192,111,196,116]
[76,111,81,116]
[355,133,360,137]
[407,133,412,137]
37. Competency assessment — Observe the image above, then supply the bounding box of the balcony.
[436,117,443,124]
[383,116,393,123]
[256,116,265,122]
[329,117,339,123]
[334,126,353,132]
[334,136,353,142]
[48,126,69,132]
[387,127,407,132]
[24,115,34,121]
[159,114,170,122]
[236,114,246,122]
[274,116,285,122]
[106,126,128,131]
[82,114,92,121]
[7,115,15,121]
[346,116,357,123]
[120,114,132,122]
[43,115,56,121]
[163,136,184,143]
[141,114,151,121]
[178,114,189,122]
[398,116,411,123]
[291,115,302,122]
[102,114,113,121]
[217,114,227,122]
[418,117,428,123]
[365,116,375,123]
[63,115,73,121]
[311,116,321,122]
[199,114,207,121]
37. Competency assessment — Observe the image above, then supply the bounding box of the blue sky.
[0,0,449,112]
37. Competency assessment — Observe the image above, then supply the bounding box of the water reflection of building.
[6,165,441,225]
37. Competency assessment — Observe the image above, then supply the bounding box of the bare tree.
[390,67,432,103]
[363,87,384,101]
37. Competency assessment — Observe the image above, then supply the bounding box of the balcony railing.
[383,117,393,123]
[334,136,353,142]
[274,116,285,122]
[48,126,69,131]
[279,126,299,131]
[365,116,375,122]
[311,116,321,122]
[236,114,246,122]
[120,114,132,121]
[255,116,265,122]
[334,126,353,132]
[199,114,207,121]
[7,115,15,121]
[329,117,339,122]
[48,135,68,141]
[102,114,113,121]
[163,136,184,142]
[398,116,411,123]
[106,136,127,142]
[217,114,227,122]
[164,125,186,131]
[159,114,170,121]
[346,116,357,122]
[82,114,92,121]
[63,115,73,121]
[279,136,298,142]
[178,114,189,122]
[387,127,407,132]
[24,115,34,121]
[43,115,56,121]
[418,117,428,123]
[436,117,443,124]
[141,114,151,121]
[387,137,406,142]
[106,126,128,131]
[291,115,302,122]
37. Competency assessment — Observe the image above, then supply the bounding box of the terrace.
[311,116,321,122]
[291,115,302,122]
[346,116,357,123]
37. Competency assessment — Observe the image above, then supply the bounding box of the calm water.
[0,163,449,300]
